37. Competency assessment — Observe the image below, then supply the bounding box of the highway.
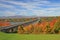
[0,18,40,32]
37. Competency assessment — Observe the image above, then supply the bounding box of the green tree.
[52,19,60,34]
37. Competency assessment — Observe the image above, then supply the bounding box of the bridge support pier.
[13,27,18,33]
[9,29,13,33]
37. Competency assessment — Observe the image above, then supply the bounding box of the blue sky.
[0,0,60,16]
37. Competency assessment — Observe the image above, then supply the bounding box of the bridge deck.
[0,19,40,32]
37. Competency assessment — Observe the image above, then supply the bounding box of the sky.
[0,0,60,17]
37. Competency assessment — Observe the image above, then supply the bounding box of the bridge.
[0,18,40,33]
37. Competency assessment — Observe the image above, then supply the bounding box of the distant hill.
[0,15,60,19]
[0,15,37,19]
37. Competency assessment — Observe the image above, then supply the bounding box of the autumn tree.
[53,18,60,34]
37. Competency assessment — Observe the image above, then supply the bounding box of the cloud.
[0,0,60,16]
[2,1,36,10]
[0,11,16,16]
[0,3,14,8]
[31,7,60,16]
[0,0,50,10]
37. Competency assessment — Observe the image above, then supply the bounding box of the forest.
[13,16,60,34]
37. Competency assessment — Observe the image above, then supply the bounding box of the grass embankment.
[0,32,60,40]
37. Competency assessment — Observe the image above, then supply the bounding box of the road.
[0,18,40,32]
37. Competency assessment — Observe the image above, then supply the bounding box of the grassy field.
[0,32,60,40]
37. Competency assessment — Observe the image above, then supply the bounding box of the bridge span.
[0,18,40,33]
